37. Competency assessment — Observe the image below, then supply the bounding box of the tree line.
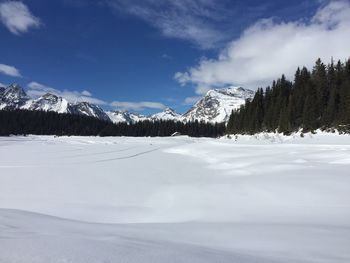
[0,109,225,137]
[227,58,350,134]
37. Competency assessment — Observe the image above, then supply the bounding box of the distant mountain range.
[0,84,254,123]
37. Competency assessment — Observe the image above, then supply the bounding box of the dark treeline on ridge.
[0,109,225,137]
[227,58,350,134]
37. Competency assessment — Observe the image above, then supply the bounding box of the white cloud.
[175,1,350,91]
[107,0,232,49]
[184,96,201,105]
[0,63,21,77]
[27,82,107,105]
[0,82,7,87]
[110,101,166,111]
[81,90,92,96]
[0,1,40,35]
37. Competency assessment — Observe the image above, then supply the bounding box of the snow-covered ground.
[0,133,350,262]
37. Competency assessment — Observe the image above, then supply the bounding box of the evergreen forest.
[0,109,225,137]
[227,59,350,134]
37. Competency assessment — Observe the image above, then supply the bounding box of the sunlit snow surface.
[0,133,350,262]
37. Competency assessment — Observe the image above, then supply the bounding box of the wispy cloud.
[0,82,7,87]
[161,54,172,60]
[0,63,22,77]
[27,82,107,105]
[0,1,41,35]
[184,96,201,105]
[75,52,97,62]
[175,1,350,91]
[106,0,233,49]
[110,101,166,111]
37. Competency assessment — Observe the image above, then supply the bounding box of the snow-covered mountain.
[0,84,255,124]
[22,93,70,114]
[0,84,29,110]
[107,108,182,124]
[71,102,110,121]
[183,87,254,123]
[0,85,110,121]
[107,111,133,123]
[151,108,182,121]
[107,110,148,124]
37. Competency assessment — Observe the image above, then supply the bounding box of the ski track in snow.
[0,134,350,262]
[93,148,162,163]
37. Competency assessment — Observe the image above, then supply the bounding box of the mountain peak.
[164,107,173,111]
[107,110,147,124]
[183,86,254,123]
[151,107,181,121]
[41,93,59,99]
[22,92,69,114]
[72,102,110,121]
[0,84,29,110]
[4,84,27,95]
[205,86,252,99]
[162,107,178,115]
[7,83,21,89]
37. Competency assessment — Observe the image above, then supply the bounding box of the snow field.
[0,133,350,262]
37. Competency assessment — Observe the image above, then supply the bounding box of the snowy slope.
[0,210,271,263]
[0,84,110,121]
[108,108,182,124]
[107,110,148,123]
[106,110,132,123]
[22,93,70,114]
[4,209,348,263]
[151,107,182,121]
[71,102,110,121]
[183,86,254,123]
[0,84,29,110]
[0,134,350,262]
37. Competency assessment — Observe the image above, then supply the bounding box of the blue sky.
[1,0,350,114]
